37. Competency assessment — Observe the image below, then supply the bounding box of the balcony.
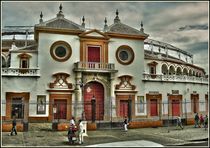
[143,73,208,84]
[74,62,118,73]
[2,68,40,77]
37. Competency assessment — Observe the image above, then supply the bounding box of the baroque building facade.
[1,5,208,129]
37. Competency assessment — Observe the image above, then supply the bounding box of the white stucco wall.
[36,32,80,94]
[10,51,38,68]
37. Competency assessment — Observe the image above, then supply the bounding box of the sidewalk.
[1,124,209,147]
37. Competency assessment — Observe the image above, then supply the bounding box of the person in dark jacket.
[10,117,17,136]
[194,113,199,128]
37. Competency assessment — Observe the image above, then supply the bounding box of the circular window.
[116,45,134,65]
[50,41,72,62]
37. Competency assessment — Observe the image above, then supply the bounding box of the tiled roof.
[107,22,148,37]
[2,40,36,48]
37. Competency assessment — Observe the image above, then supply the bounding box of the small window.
[50,41,72,62]
[116,45,134,65]
[21,59,29,68]
[150,66,156,74]
[37,95,46,114]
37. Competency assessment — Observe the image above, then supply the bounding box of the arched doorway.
[84,81,104,120]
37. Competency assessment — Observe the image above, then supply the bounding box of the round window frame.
[50,41,72,62]
[116,45,135,65]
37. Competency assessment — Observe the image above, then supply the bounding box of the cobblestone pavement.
[1,123,209,147]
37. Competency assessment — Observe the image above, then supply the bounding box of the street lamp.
[91,95,96,122]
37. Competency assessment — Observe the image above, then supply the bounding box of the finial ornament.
[105,17,107,24]
[40,11,43,19]
[82,16,85,28]
[104,17,108,32]
[57,3,64,18]
[39,11,43,23]
[59,4,62,12]
[114,9,120,23]
[116,9,119,16]
[140,21,144,32]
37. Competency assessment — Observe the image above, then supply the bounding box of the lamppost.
[128,95,132,122]
[80,81,86,121]
[91,95,96,122]
[167,93,170,133]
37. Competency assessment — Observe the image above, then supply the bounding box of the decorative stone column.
[74,72,83,120]
[110,73,116,119]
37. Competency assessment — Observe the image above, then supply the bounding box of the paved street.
[1,123,209,147]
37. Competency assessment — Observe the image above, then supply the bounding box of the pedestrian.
[199,114,204,128]
[70,116,75,128]
[204,115,208,130]
[78,119,84,144]
[123,117,129,132]
[194,113,199,128]
[10,117,17,136]
[177,116,183,130]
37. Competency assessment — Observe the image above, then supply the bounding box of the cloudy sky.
[2,1,209,74]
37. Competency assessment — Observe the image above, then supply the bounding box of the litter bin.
[23,121,28,132]
[52,121,58,131]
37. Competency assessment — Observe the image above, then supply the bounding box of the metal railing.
[74,62,116,72]
[2,68,40,77]
[143,73,208,84]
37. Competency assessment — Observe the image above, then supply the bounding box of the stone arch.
[176,66,182,75]
[183,68,188,75]
[169,65,175,75]
[1,55,7,68]
[189,69,193,76]
[161,64,168,75]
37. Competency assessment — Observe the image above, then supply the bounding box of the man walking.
[124,117,129,132]
[177,116,183,130]
[194,113,199,128]
[10,117,17,136]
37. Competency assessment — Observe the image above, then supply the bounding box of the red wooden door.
[54,99,67,119]
[88,46,100,62]
[120,100,128,117]
[172,99,180,116]
[150,99,158,116]
[84,82,104,120]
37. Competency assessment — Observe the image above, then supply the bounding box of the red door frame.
[120,100,128,117]
[54,99,67,119]
[84,81,104,120]
[172,99,180,116]
[150,99,158,116]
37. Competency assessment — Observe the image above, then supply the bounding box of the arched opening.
[176,67,182,75]
[183,68,188,75]
[169,65,175,75]
[189,69,193,76]
[2,56,6,68]
[84,81,104,121]
[161,64,168,75]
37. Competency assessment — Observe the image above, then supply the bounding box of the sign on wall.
[137,96,144,113]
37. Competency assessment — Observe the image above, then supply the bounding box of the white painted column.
[110,73,116,118]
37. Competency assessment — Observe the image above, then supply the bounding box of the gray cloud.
[186,42,208,54]
[1,1,209,74]
[178,24,208,31]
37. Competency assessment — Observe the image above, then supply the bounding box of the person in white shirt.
[78,119,84,144]
[70,117,75,127]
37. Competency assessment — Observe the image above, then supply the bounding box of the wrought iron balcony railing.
[74,62,117,73]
